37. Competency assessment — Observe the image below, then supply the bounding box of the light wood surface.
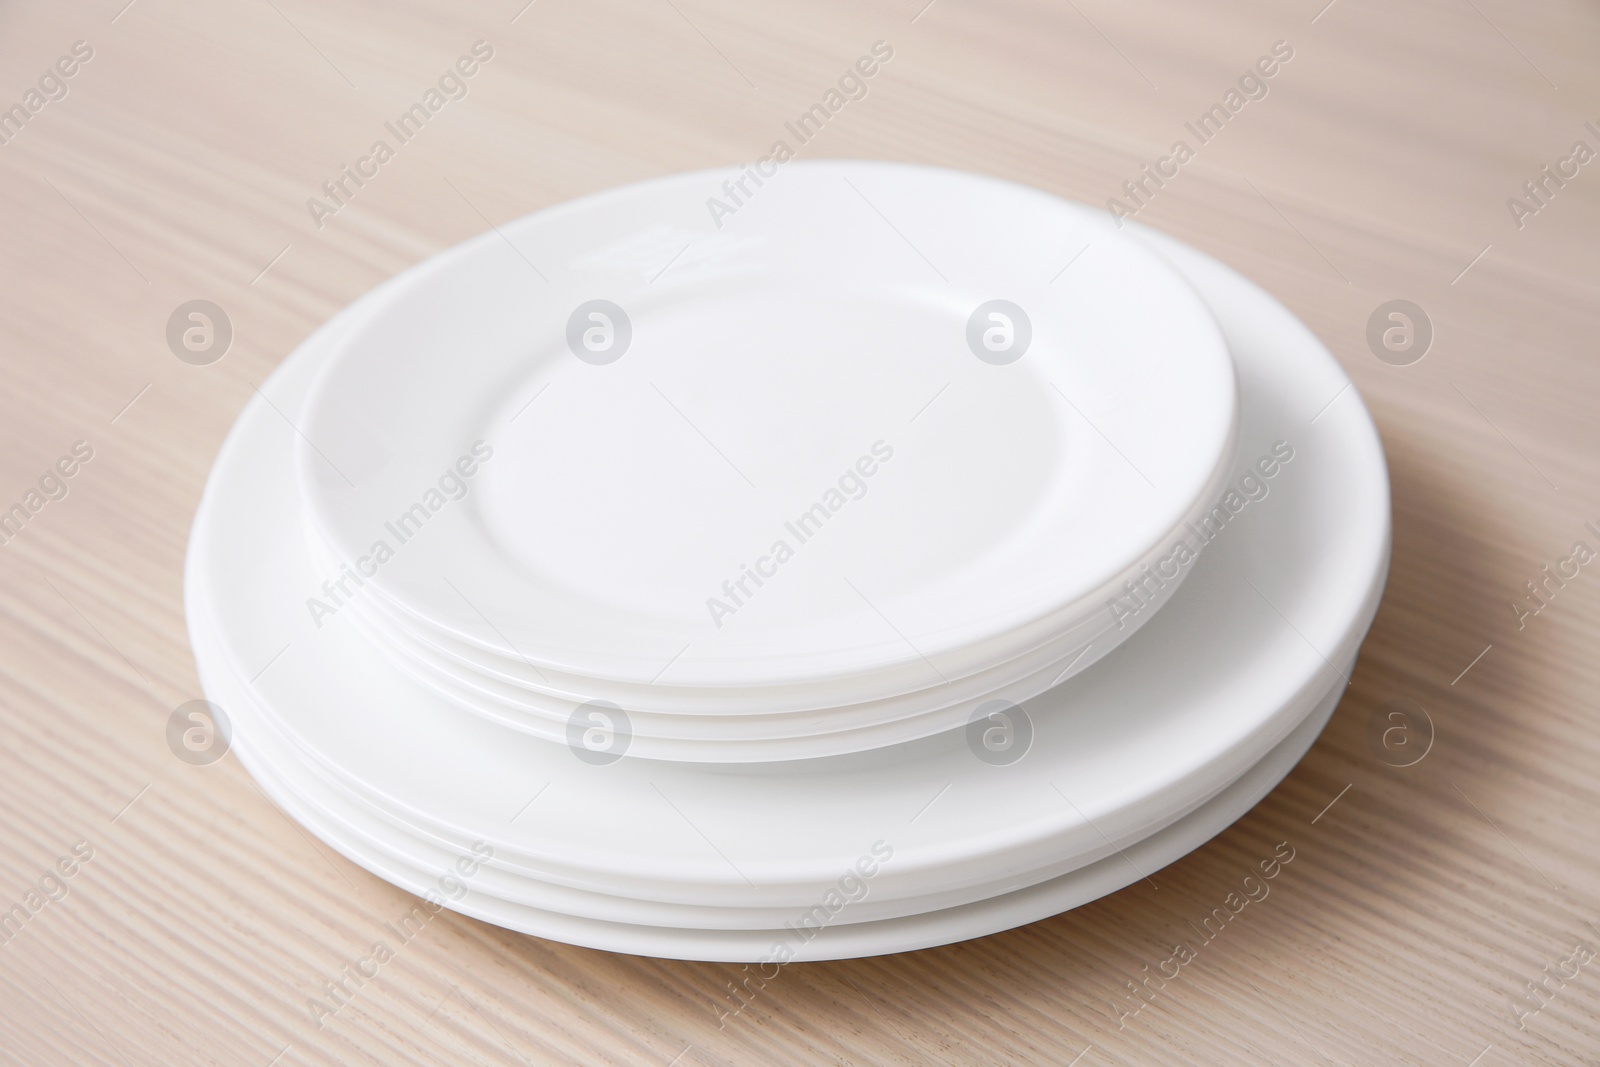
[3,0,1599,1063]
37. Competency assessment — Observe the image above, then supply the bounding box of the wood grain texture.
[1,0,1598,1063]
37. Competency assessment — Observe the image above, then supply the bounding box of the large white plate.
[294,163,1239,697]
[208,620,1343,960]
[185,175,1388,908]
[195,579,1348,933]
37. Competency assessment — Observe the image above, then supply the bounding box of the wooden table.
[2,0,1598,1062]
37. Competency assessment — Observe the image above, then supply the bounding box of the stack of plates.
[186,162,1389,961]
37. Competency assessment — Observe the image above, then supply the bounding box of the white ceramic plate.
[327,527,1137,725]
[209,627,1342,960]
[185,191,1388,908]
[196,583,1347,933]
[294,163,1238,696]
[325,552,1157,760]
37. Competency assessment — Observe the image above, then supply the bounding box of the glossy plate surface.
[295,163,1239,692]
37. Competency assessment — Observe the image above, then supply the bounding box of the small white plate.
[327,554,1151,761]
[295,163,1238,695]
[325,530,1150,726]
[185,195,1388,908]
